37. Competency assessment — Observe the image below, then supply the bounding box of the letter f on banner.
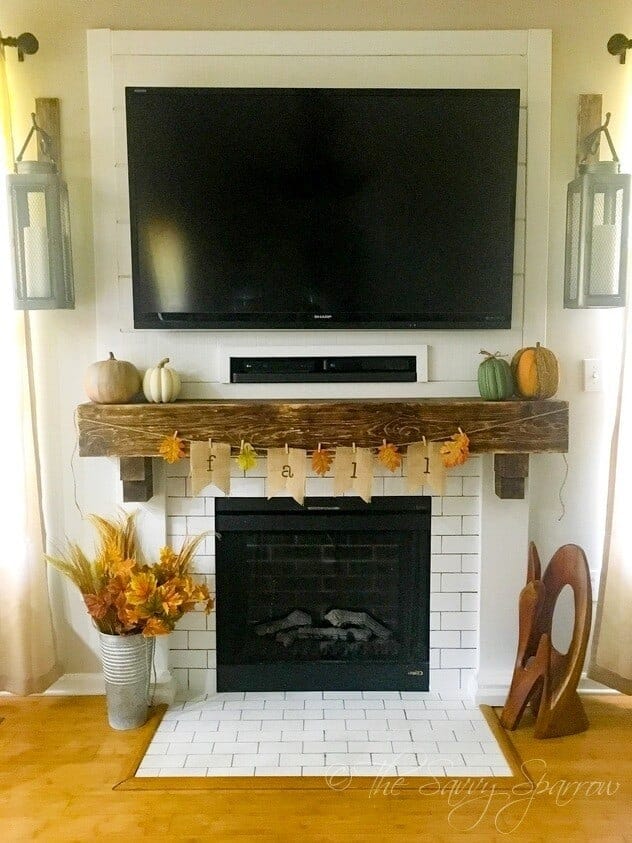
[190,440,231,495]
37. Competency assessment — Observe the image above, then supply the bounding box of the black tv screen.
[125,87,520,329]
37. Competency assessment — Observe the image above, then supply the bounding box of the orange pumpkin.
[511,342,559,399]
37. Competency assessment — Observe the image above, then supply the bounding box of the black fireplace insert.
[215,496,431,691]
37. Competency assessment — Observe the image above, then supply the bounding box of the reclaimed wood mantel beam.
[76,398,568,458]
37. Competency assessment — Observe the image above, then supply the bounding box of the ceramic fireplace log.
[276,626,373,647]
[254,610,312,637]
[324,609,392,639]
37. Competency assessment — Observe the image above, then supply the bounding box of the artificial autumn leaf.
[440,430,470,468]
[158,580,186,616]
[108,557,136,582]
[377,441,402,472]
[118,605,143,630]
[312,448,333,477]
[83,590,112,621]
[143,617,172,636]
[126,571,158,606]
[185,581,213,611]
[159,546,176,565]
[154,547,179,582]
[159,431,185,464]
[236,442,258,472]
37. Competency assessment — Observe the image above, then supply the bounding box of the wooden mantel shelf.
[76,398,568,501]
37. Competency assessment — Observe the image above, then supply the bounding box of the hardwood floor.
[0,694,630,841]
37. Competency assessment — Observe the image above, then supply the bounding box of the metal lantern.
[564,114,630,309]
[6,114,75,309]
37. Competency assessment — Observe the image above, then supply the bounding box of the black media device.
[125,87,520,330]
[230,354,417,383]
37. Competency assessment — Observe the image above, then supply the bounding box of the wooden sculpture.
[500,542,592,739]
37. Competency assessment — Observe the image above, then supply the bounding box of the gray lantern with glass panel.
[6,113,74,309]
[564,113,630,309]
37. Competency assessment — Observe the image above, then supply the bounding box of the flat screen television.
[125,87,520,330]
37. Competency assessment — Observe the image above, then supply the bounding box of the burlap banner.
[266,447,307,505]
[333,446,374,504]
[189,440,231,496]
[406,440,446,495]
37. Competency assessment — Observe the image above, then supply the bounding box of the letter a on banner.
[333,446,374,503]
[406,441,446,495]
[267,448,307,505]
[190,441,231,496]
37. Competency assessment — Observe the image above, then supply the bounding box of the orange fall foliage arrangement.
[46,512,213,636]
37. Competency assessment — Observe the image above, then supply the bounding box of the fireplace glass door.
[215,496,430,691]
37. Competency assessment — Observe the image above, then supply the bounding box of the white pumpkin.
[142,358,181,403]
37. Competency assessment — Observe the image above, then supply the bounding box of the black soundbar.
[230,355,417,383]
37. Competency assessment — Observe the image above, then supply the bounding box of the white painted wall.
[2,1,630,682]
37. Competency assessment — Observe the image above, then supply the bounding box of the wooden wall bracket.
[35,98,61,172]
[120,457,153,502]
[576,94,602,171]
[494,453,530,499]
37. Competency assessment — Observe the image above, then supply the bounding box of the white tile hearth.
[135,692,512,779]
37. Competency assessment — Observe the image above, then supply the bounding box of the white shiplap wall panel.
[110,29,528,58]
[522,29,552,345]
[89,29,549,399]
[515,164,526,221]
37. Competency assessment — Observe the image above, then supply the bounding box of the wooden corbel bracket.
[120,457,153,502]
[494,453,530,500]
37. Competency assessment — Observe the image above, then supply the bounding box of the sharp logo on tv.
[125,87,520,330]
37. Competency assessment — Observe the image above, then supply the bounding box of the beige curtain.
[588,298,632,694]
[0,49,61,694]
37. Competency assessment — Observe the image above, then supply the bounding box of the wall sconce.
[564,113,630,309]
[0,31,39,62]
[6,112,75,309]
[607,33,631,64]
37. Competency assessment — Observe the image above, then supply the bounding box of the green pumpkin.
[477,350,514,401]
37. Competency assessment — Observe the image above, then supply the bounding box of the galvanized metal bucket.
[99,632,154,730]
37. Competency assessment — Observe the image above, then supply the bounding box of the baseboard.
[35,671,619,703]
[475,684,510,706]
[475,673,619,706]
[44,673,105,695]
[43,672,176,704]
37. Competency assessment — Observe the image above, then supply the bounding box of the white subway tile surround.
[135,691,512,779]
[165,456,481,698]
